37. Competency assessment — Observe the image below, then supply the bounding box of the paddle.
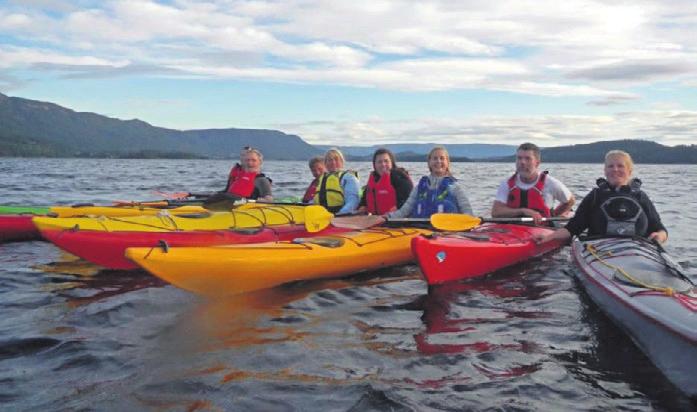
[151,190,191,200]
[304,205,334,232]
[304,206,430,233]
[652,239,692,282]
[112,198,204,207]
[430,213,570,232]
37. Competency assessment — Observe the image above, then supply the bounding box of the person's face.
[604,155,632,187]
[374,153,393,176]
[515,149,540,180]
[428,150,449,177]
[310,162,326,178]
[242,152,261,172]
[325,154,343,172]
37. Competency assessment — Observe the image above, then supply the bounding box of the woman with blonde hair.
[535,150,667,244]
[388,146,472,218]
[313,148,360,213]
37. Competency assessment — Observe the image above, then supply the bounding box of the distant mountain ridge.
[0,92,319,159]
[315,143,516,159]
[489,140,697,164]
[1,92,695,163]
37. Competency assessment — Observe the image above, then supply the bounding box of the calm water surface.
[1,158,696,411]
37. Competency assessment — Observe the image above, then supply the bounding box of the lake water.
[1,158,696,410]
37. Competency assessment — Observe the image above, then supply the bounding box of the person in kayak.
[534,150,668,244]
[491,142,575,225]
[358,148,413,215]
[313,149,360,213]
[224,146,273,201]
[302,156,326,204]
[387,146,472,218]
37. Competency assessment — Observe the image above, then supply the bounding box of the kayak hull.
[572,237,697,397]
[48,204,206,218]
[126,227,430,296]
[39,224,348,270]
[412,223,565,284]
[0,215,41,242]
[0,205,50,215]
[33,204,308,233]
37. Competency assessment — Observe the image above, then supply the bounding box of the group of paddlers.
[222,143,668,245]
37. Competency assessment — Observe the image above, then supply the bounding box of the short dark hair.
[308,156,324,168]
[517,142,541,161]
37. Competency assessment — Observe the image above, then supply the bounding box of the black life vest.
[590,178,649,237]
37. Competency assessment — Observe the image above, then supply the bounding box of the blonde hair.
[427,146,451,175]
[605,150,633,172]
[241,146,263,163]
[324,148,345,164]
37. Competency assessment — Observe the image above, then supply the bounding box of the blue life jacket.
[410,176,459,218]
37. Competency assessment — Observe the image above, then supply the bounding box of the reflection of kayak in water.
[572,236,697,397]
[126,227,431,297]
[412,223,565,284]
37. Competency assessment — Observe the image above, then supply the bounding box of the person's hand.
[521,208,543,225]
[533,232,550,244]
[534,228,571,245]
[648,230,668,244]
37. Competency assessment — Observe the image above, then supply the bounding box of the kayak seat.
[292,237,345,248]
[231,227,264,235]
[172,213,212,219]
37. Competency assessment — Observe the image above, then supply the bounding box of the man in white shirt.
[492,142,575,225]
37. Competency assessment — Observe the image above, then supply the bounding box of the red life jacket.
[226,164,258,198]
[506,171,551,217]
[302,178,319,203]
[365,171,397,215]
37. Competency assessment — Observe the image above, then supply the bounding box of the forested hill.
[536,140,696,164]
[0,92,319,159]
[1,93,695,163]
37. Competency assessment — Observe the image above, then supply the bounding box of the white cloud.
[1,0,696,100]
[0,46,125,68]
[278,110,697,147]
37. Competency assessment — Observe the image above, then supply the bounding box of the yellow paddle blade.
[304,205,334,233]
[430,213,482,231]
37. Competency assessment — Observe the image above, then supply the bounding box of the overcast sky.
[1,0,696,146]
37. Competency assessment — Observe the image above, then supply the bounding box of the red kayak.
[0,215,41,243]
[412,223,566,285]
[39,224,349,270]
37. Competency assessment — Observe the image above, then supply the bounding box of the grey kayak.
[572,236,697,398]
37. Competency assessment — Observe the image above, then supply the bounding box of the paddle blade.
[152,190,191,200]
[304,205,334,233]
[430,213,482,231]
[331,215,385,230]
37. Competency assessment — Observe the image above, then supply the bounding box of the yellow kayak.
[126,226,430,297]
[49,204,206,218]
[34,204,307,233]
